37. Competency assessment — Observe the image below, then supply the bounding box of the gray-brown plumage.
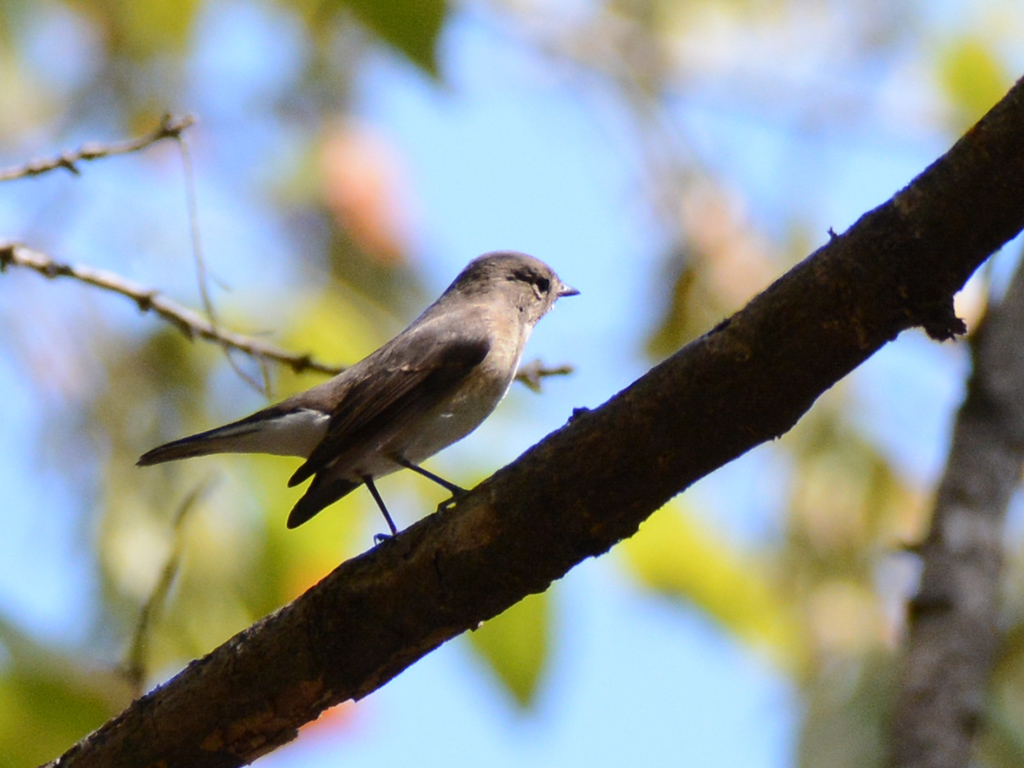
[137,252,577,534]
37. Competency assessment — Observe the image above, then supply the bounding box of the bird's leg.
[396,458,468,496]
[362,476,398,543]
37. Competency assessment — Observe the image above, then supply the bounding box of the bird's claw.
[373,532,392,545]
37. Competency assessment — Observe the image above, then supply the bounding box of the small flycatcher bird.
[137,251,578,535]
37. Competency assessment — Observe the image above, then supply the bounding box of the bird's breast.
[401,323,527,464]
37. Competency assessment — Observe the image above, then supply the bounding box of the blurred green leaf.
[467,591,550,708]
[938,37,1010,131]
[0,672,115,767]
[983,616,1024,768]
[338,0,446,75]
[305,0,447,75]
[620,501,803,670]
[0,616,129,766]
[69,0,201,58]
[798,651,895,768]
[982,684,1024,768]
[646,257,702,359]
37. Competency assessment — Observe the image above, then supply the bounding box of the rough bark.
[48,75,1024,768]
[887,248,1024,767]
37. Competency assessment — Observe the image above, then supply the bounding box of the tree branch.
[886,252,1024,767]
[0,114,195,182]
[46,74,1024,768]
[514,358,574,391]
[0,242,340,375]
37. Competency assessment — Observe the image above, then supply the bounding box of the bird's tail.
[136,420,267,466]
[137,406,330,466]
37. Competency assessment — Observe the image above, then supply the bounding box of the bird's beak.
[557,281,580,298]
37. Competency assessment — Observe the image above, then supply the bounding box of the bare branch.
[0,114,196,182]
[514,359,574,391]
[0,242,573,388]
[0,242,339,375]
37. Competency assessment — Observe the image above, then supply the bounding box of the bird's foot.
[373,532,392,546]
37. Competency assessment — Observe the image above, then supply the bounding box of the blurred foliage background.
[1,0,1023,766]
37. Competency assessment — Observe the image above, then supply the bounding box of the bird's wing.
[287,321,491,488]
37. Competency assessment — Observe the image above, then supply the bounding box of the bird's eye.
[535,277,550,294]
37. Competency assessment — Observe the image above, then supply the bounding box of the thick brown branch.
[47,74,1024,768]
[887,253,1024,767]
[0,114,195,181]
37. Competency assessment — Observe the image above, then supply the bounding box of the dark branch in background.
[0,114,195,182]
[887,250,1024,768]
[0,243,572,387]
[44,74,1024,768]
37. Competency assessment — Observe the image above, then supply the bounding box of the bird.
[137,251,578,537]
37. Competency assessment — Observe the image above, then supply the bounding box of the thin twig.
[172,126,270,393]
[0,242,572,388]
[515,359,574,391]
[122,480,212,697]
[0,114,196,182]
[0,242,340,375]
